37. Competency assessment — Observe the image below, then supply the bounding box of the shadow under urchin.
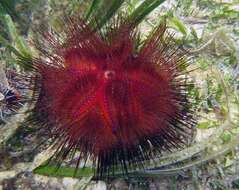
[26,15,196,178]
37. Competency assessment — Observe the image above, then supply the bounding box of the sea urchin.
[28,16,196,177]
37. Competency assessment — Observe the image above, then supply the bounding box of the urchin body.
[30,18,195,177]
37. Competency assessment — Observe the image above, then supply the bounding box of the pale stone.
[34,174,63,189]
[0,105,29,144]
[0,93,4,101]
[62,177,80,190]
[0,63,9,90]
[230,5,239,11]
[30,145,56,171]
[110,178,128,190]
[13,163,32,173]
[0,171,16,181]
[86,181,107,190]
[195,128,217,142]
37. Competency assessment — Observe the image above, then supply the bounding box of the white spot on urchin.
[104,70,115,79]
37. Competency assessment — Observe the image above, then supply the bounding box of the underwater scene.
[0,0,239,189]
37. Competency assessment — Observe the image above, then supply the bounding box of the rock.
[0,93,4,101]
[13,163,32,173]
[34,174,63,189]
[0,105,29,144]
[30,145,56,171]
[86,181,107,190]
[110,178,128,190]
[0,63,9,90]
[195,128,217,142]
[0,171,16,181]
[62,177,82,190]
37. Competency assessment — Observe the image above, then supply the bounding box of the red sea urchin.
[29,16,196,177]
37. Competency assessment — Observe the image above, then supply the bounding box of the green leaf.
[197,121,211,129]
[33,164,94,178]
[168,16,187,36]
[126,0,140,13]
[190,26,198,41]
[3,14,31,58]
[0,0,19,20]
[221,132,231,143]
[98,0,125,28]
[232,179,239,189]
[84,0,101,20]
[1,14,33,70]
[0,34,22,57]
[0,38,32,71]
[88,0,125,29]
[34,164,93,189]
[128,0,166,26]
[87,0,167,30]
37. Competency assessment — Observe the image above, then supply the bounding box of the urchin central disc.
[104,70,115,79]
